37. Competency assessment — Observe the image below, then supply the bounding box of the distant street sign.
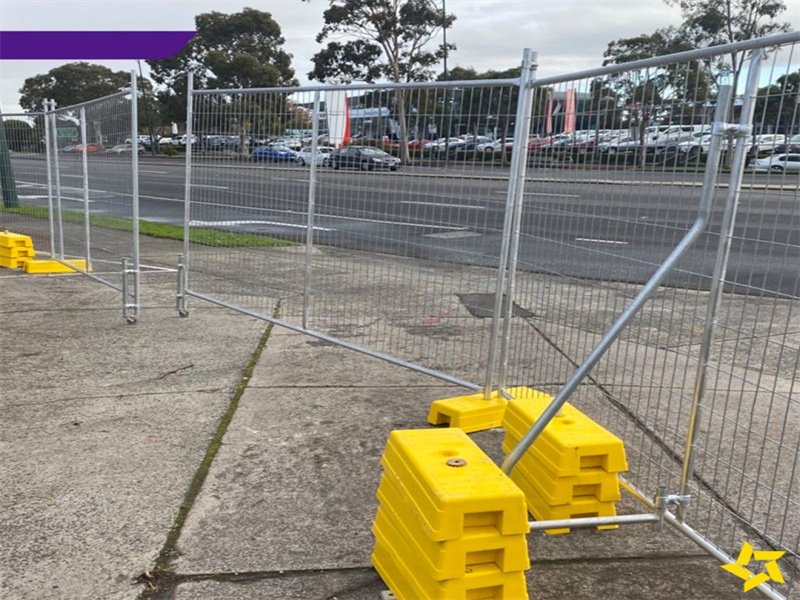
[57,127,77,139]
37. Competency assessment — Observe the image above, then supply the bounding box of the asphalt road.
[9,154,800,295]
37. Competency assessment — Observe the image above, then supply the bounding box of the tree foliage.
[310,0,455,84]
[755,69,800,130]
[310,0,455,162]
[147,8,297,123]
[19,63,130,112]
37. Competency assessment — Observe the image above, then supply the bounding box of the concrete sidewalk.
[0,237,760,600]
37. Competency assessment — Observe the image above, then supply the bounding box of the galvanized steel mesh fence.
[0,111,54,255]
[177,31,800,598]
[182,75,531,388]
[501,38,800,597]
[0,74,141,320]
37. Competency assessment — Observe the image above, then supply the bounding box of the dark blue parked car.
[251,145,296,162]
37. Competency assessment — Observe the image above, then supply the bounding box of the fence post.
[497,52,538,392]
[677,49,765,521]
[79,106,91,268]
[483,48,537,398]
[178,72,194,317]
[49,102,65,259]
[43,100,56,258]
[303,90,322,330]
[129,70,141,321]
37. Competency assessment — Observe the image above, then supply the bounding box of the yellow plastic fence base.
[427,386,543,433]
[372,539,529,600]
[0,231,34,249]
[0,246,35,259]
[501,434,620,505]
[502,394,628,476]
[380,429,530,542]
[0,255,31,269]
[375,474,530,579]
[511,465,618,535]
[23,259,88,274]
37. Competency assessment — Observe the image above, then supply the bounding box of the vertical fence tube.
[180,72,194,314]
[130,71,141,317]
[49,103,65,259]
[483,48,537,399]
[79,107,91,268]
[502,85,734,475]
[43,100,56,257]
[497,51,538,391]
[678,51,765,520]
[302,90,322,330]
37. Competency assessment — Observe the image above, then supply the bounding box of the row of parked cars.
[251,144,401,171]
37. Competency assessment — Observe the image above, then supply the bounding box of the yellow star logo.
[721,541,785,593]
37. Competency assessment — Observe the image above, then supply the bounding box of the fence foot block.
[23,259,89,274]
[0,231,34,250]
[427,386,540,433]
[0,255,31,269]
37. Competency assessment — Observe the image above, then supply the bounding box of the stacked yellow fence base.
[501,390,627,535]
[372,428,531,600]
[427,386,541,433]
[0,231,88,273]
[0,232,35,269]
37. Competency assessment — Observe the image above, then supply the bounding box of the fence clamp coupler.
[652,486,691,531]
[712,121,753,138]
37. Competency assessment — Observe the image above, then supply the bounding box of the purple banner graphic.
[0,31,195,59]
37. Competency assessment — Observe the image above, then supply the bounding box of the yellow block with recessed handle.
[511,464,618,535]
[375,473,530,579]
[380,428,529,542]
[372,537,528,600]
[426,386,544,433]
[501,433,620,504]
[0,255,31,269]
[0,246,35,259]
[502,394,628,476]
[0,231,34,249]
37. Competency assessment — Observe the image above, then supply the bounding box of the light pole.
[442,0,448,80]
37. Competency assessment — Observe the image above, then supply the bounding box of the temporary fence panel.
[45,74,140,320]
[0,111,54,256]
[177,31,800,599]
[180,61,536,389]
[497,33,800,599]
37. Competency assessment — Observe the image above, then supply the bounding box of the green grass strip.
[0,204,292,248]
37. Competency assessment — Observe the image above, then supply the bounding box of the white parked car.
[171,134,197,146]
[751,153,800,172]
[295,145,335,166]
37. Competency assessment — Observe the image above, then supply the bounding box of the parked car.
[251,145,297,162]
[330,146,401,171]
[73,143,104,153]
[406,139,431,150]
[158,137,174,146]
[750,153,800,172]
[106,143,145,155]
[295,145,335,166]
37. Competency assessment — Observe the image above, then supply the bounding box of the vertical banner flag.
[545,90,553,136]
[326,91,351,148]
[563,88,576,134]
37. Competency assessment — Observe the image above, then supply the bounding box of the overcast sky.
[1,0,799,113]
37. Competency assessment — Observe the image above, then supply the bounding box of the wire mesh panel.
[44,87,140,318]
[184,77,528,386]
[0,112,54,255]
[498,36,800,597]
